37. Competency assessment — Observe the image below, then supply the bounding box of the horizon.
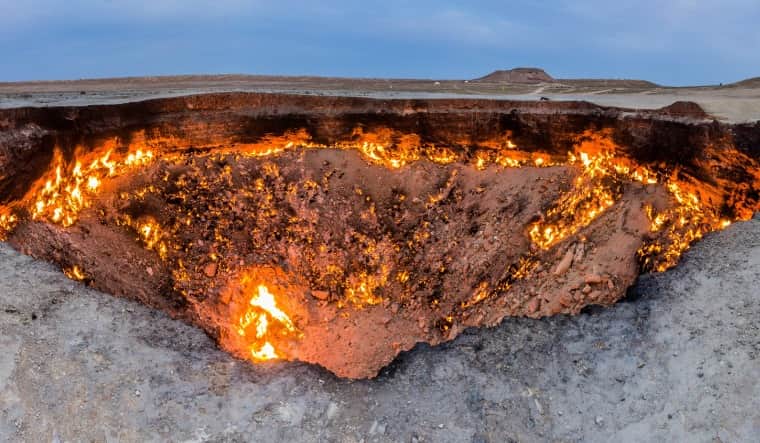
[2,67,756,87]
[1,1,759,86]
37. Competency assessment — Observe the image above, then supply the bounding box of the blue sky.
[1,0,759,85]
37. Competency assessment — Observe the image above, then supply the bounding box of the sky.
[1,0,759,85]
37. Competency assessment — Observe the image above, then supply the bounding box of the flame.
[0,212,18,240]
[237,284,298,361]
[28,147,154,227]
[637,177,727,272]
[0,125,755,344]
[525,130,741,273]
[529,148,631,249]
[251,342,278,360]
[461,282,491,308]
[64,265,85,281]
[115,215,170,260]
[125,149,154,166]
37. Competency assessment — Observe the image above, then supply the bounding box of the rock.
[369,420,383,435]
[321,309,336,322]
[554,246,575,275]
[203,262,217,277]
[574,242,585,263]
[312,290,329,300]
[558,292,574,307]
[325,402,339,421]
[582,285,592,294]
[584,273,603,284]
[527,298,540,314]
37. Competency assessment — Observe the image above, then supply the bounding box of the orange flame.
[28,147,155,227]
[0,212,18,240]
[0,125,752,338]
[64,265,85,281]
[237,284,298,361]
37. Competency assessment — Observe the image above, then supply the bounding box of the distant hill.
[658,101,709,119]
[729,77,760,88]
[473,68,554,84]
[472,68,661,88]
[558,78,660,88]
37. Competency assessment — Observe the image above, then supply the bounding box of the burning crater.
[1,94,758,378]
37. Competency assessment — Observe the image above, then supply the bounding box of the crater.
[1,93,758,378]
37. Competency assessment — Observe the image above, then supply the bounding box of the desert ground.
[1,73,759,441]
[2,72,760,122]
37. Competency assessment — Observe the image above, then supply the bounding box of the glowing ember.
[343,270,387,307]
[136,219,169,259]
[461,282,491,308]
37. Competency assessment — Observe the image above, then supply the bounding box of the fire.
[461,282,491,308]
[251,342,278,360]
[637,178,726,272]
[343,270,387,307]
[526,131,736,272]
[0,212,18,240]
[125,149,154,166]
[64,265,85,281]
[114,214,170,260]
[0,124,753,356]
[28,147,155,227]
[461,257,539,309]
[529,148,629,249]
[237,284,299,361]
[13,129,740,281]
[546,130,740,271]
